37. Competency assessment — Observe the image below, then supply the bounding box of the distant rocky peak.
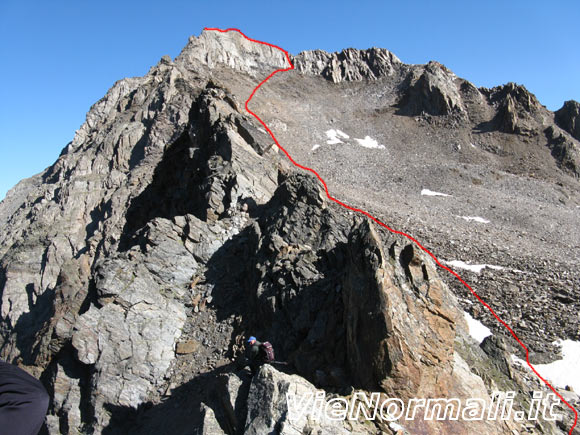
[176,30,405,84]
[174,29,289,76]
[293,46,402,83]
[481,82,545,135]
[484,82,541,113]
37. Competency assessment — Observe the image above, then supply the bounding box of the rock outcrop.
[396,61,467,117]
[545,125,580,176]
[244,365,352,434]
[483,82,544,135]
[555,100,580,141]
[176,29,289,76]
[294,47,402,83]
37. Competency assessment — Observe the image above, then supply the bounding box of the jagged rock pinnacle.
[293,47,402,83]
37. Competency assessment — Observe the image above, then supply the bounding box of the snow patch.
[311,144,320,151]
[445,260,504,274]
[421,189,451,197]
[464,312,492,343]
[446,260,524,275]
[389,422,404,432]
[325,129,349,144]
[512,340,580,393]
[460,216,490,224]
[354,136,385,149]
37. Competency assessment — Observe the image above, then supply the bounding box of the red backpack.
[261,341,275,362]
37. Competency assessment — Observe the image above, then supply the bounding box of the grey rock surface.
[244,364,351,435]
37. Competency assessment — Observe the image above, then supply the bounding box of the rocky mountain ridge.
[0,29,578,434]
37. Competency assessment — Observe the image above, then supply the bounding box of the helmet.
[247,336,257,343]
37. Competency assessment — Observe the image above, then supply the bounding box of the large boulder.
[244,364,352,434]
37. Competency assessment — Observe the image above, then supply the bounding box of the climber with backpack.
[245,336,275,375]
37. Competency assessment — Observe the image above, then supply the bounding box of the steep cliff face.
[0,29,578,434]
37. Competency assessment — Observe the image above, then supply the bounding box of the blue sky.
[1,0,579,200]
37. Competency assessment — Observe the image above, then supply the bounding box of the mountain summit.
[0,29,578,434]
[176,29,289,74]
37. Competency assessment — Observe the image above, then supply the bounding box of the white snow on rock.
[512,340,580,393]
[460,216,490,224]
[421,189,451,197]
[445,260,504,274]
[445,260,525,275]
[389,422,405,433]
[321,130,385,150]
[311,144,320,151]
[325,129,349,144]
[464,312,492,343]
[354,136,385,149]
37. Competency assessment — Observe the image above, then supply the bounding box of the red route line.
[204,27,578,434]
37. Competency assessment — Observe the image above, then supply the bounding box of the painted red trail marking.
[204,27,578,433]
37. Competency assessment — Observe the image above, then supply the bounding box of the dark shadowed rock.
[555,100,580,141]
[545,125,580,176]
[396,61,466,117]
[480,335,513,378]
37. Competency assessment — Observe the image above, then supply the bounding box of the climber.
[245,336,274,375]
[0,360,49,435]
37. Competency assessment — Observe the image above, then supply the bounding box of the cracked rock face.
[70,234,193,427]
[0,29,578,434]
